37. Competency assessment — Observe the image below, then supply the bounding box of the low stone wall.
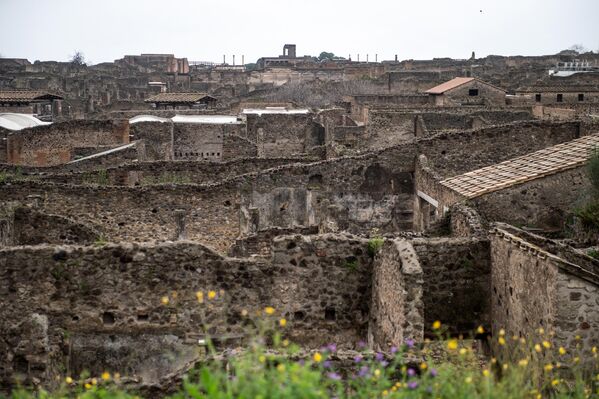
[412,237,492,335]
[449,204,487,238]
[0,234,375,388]
[369,239,423,351]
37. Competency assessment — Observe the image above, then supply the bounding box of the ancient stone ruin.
[1,43,599,395]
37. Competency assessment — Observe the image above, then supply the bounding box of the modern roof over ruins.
[144,92,217,104]
[0,113,51,130]
[425,77,506,94]
[440,133,599,198]
[0,90,63,103]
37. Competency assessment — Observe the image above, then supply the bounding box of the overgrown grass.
[7,299,599,399]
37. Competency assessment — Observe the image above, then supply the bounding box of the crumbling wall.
[369,239,423,350]
[489,226,599,358]
[6,120,130,167]
[130,121,173,161]
[12,207,99,245]
[412,237,491,335]
[223,134,258,160]
[173,123,244,161]
[472,166,588,231]
[0,234,374,387]
[449,204,486,238]
[418,121,581,177]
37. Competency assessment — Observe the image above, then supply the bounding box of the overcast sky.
[1,0,598,65]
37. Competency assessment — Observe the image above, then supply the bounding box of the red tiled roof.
[425,77,506,94]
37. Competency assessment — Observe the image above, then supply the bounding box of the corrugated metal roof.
[0,90,63,103]
[144,92,216,103]
[440,134,599,198]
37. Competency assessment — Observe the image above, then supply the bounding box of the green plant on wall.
[367,237,384,257]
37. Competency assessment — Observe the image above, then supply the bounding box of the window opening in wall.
[468,89,479,96]
[578,93,584,102]
[535,94,541,102]
[557,94,563,102]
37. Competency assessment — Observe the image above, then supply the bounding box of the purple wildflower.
[405,338,415,349]
[407,368,416,377]
[408,381,419,390]
[390,346,398,354]
[380,360,389,367]
[327,372,342,381]
[323,360,332,369]
[327,343,337,353]
[429,368,438,378]
[375,352,384,361]
[298,359,305,366]
[358,366,370,377]
[357,340,367,349]
[354,355,363,363]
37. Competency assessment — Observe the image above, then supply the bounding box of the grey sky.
[1,0,598,64]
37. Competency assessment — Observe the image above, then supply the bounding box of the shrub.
[367,237,384,257]
[575,201,599,230]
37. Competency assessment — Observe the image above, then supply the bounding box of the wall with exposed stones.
[7,120,130,167]
[130,122,173,161]
[369,239,423,350]
[173,123,244,161]
[417,121,581,178]
[0,234,375,388]
[472,166,588,231]
[489,225,599,360]
[412,237,492,335]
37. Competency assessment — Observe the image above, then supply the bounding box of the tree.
[318,51,336,61]
[70,51,86,66]
[568,44,587,54]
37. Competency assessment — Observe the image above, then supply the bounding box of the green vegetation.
[83,169,109,186]
[367,237,384,257]
[587,248,599,260]
[7,314,598,399]
[572,148,599,230]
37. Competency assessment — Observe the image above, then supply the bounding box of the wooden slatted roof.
[440,134,599,198]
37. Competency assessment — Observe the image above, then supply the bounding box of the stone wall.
[412,237,491,335]
[472,166,588,231]
[0,234,375,387]
[369,239,423,350]
[130,122,173,161]
[440,80,506,107]
[6,120,130,167]
[418,121,581,178]
[449,204,487,238]
[173,123,244,161]
[489,225,599,359]
[246,113,324,157]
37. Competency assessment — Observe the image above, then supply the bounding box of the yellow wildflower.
[282,339,289,347]
[459,348,468,356]
[420,362,428,370]
[382,390,388,396]
[482,369,490,377]
[207,290,216,300]
[313,352,322,363]
[391,386,397,392]
[259,355,266,363]
[538,327,545,335]
[573,356,580,364]
[65,376,73,384]
[432,320,441,330]
[498,337,506,346]
[502,363,509,370]
[447,339,458,350]
[465,376,472,384]
[575,335,581,340]
[551,379,559,386]
[374,369,381,377]
[276,364,285,373]
[520,337,526,345]
[195,291,204,303]
[536,395,542,399]
[499,328,506,336]
[264,306,275,315]
[544,364,553,372]
[559,347,566,355]
[171,291,178,299]
[593,346,597,354]
[279,318,287,327]
[477,325,485,334]
[101,372,110,381]
[85,383,92,389]
[395,382,402,388]
[491,357,497,364]
[160,296,169,305]
[518,359,529,367]
[542,341,551,349]
[91,378,98,385]
[534,344,542,353]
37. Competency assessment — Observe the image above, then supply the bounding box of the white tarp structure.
[241,107,310,116]
[0,113,51,131]
[129,114,242,125]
